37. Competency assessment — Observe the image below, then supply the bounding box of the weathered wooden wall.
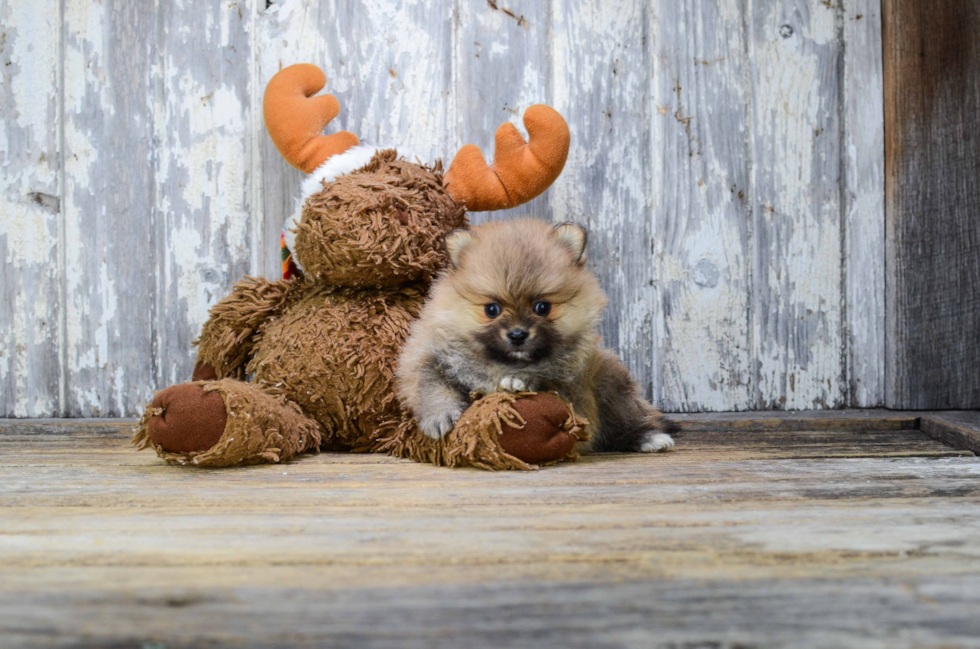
[883,0,980,409]
[0,0,886,416]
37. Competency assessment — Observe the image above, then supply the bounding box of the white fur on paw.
[640,432,675,452]
[418,405,464,440]
[499,376,527,392]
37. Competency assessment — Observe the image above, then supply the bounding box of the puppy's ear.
[554,222,588,264]
[444,228,474,268]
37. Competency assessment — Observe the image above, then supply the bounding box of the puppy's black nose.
[506,329,529,345]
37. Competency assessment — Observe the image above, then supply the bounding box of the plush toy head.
[293,151,465,288]
[264,64,570,287]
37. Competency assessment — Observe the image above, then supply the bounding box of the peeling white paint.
[0,0,62,416]
[750,0,844,409]
[156,72,251,332]
[150,0,255,396]
[62,0,116,416]
[843,0,885,407]
[1,0,885,415]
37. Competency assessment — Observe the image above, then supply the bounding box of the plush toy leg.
[132,379,321,467]
[378,392,588,470]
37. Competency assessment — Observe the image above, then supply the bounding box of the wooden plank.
[258,0,456,277]
[3,574,980,649]
[3,427,980,524]
[749,0,845,409]
[0,410,927,434]
[883,0,980,409]
[647,0,755,411]
[2,426,980,647]
[920,411,980,454]
[61,0,158,416]
[0,0,63,417]
[255,2,303,278]
[843,0,885,407]
[671,429,970,458]
[149,0,257,387]
[61,0,257,415]
[548,1,659,402]
[454,0,551,228]
[0,410,937,434]
[3,422,967,460]
[668,408,920,430]
[4,452,980,506]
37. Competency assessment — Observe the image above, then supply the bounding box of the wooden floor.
[3,411,980,649]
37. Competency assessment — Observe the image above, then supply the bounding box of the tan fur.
[296,151,464,287]
[419,219,604,349]
[133,379,322,467]
[194,276,308,379]
[398,218,673,452]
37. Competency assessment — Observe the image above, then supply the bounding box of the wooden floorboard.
[920,411,980,454]
[2,412,979,648]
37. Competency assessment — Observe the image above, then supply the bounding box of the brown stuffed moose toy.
[133,63,587,470]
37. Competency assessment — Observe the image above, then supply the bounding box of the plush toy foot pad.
[498,393,580,465]
[133,379,322,467]
[147,383,227,453]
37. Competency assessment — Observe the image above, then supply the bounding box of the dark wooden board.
[920,411,980,454]
[669,409,920,431]
[883,0,980,409]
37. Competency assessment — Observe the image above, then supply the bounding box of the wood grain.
[750,0,844,410]
[883,0,980,409]
[456,0,552,226]
[2,419,979,647]
[61,0,157,416]
[3,574,980,649]
[670,408,921,431]
[58,0,257,416]
[0,0,63,417]
[258,0,457,275]
[150,0,257,389]
[920,411,980,454]
[843,0,885,407]
[648,0,754,411]
[550,0,659,401]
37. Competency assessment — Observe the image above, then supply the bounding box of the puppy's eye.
[484,303,502,318]
[533,300,552,317]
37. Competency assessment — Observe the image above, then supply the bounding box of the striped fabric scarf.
[280,229,300,280]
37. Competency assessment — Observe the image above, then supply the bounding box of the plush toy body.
[133,64,585,470]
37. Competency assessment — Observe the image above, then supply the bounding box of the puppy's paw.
[418,404,465,440]
[639,431,675,452]
[499,376,529,392]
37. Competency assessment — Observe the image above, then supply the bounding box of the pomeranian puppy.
[396,218,674,453]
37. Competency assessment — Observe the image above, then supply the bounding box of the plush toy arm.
[194,276,302,380]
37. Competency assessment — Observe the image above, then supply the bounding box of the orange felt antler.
[444,105,570,212]
[263,64,360,174]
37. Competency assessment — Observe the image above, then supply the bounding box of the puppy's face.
[434,219,607,368]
